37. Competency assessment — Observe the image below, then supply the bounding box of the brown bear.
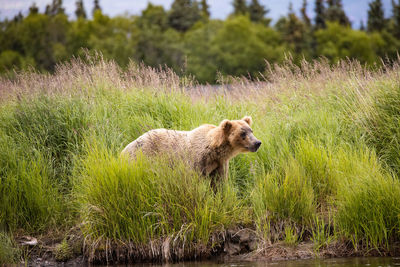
[121,116,261,181]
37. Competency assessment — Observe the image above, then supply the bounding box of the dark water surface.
[123,258,400,267]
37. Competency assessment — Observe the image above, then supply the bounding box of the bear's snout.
[250,140,262,152]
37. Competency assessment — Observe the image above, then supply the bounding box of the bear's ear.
[220,119,232,134]
[242,116,252,126]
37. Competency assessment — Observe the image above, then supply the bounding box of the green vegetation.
[1,0,400,83]
[1,56,400,263]
[0,232,20,264]
[54,239,74,261]
[77,150,246,261]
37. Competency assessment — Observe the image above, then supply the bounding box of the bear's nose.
[254,141,262,150]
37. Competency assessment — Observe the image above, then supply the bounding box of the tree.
[301,0,311,27]
[325,0,350,26]
[46,0,65,16]
[137,3,168,30]
[89,15,139,66]
[136,4,184,69]
[19,14,55,70]
[200,0,210,18]
[276,2,311,60]
[360,20,366,31]
[232,0,248,16]
[29,3,39,15]
[168,0,201,32]
[315,22,384,64]
[13,12,23,23]
[212,16,284,78]
[0,50,31,72]
[390,0,400,38]
[368,0,385,32]
[45,5,51,15]
[184,20,222,82]
[93,0,102,15]
[314,0,326,30]
[248,0,268,23]
[75,0,87,19]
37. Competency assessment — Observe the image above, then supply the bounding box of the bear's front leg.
[216,161,229,180]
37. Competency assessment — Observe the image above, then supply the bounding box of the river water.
[129,258,400,267]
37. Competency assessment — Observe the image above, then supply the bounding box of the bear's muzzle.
[250,140,262,152]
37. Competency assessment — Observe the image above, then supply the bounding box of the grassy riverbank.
[1,56,400,264]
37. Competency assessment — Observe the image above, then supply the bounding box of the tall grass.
[360,85,400,176]
[335,150,400,251]
[1,55,400,262]
[75,147,247,261]
[0,231,20,264]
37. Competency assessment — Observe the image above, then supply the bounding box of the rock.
[224,241,241,255]
[224,228,258,255]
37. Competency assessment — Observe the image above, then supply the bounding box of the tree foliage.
[200,0,210,18]
[315,22,384,64]
[368,0,385,32]
[75,0,87,19]
[248,0,269,24]
[93,0,101,15]
[0,0,399,83]
[168,0,201,32]
[301,0,311,27]
[232,0,248,16]
[276,4,312,61]
[325,0,350,26]
[391,0,400,38]
[314,0,326,30]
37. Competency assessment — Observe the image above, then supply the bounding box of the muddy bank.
[20,228,400,266]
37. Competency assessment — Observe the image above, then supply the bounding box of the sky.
[0,0,393,28]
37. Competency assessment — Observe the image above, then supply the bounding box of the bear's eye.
[240,132,246,139]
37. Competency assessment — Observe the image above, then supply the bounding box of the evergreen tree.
[47,0,65,16]
[232,0,248,16]
[248,0,268,23]
[168,0,201,32]
[368,0,385,32]
[75,0,87,19]
[325,0,350,26]
[392,0,400,38]
[314,0,326,30]
[277,2,310,57]
[93,0,102,15]
[29,3,39,15]
[360,20,366,31]
[301,0,311,27]
[13,12,23,22]
[200,0,210,18]
[45,5,51,15]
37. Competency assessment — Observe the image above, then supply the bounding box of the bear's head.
[219,116,262,152]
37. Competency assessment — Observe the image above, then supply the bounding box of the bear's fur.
[121,116,261,181]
